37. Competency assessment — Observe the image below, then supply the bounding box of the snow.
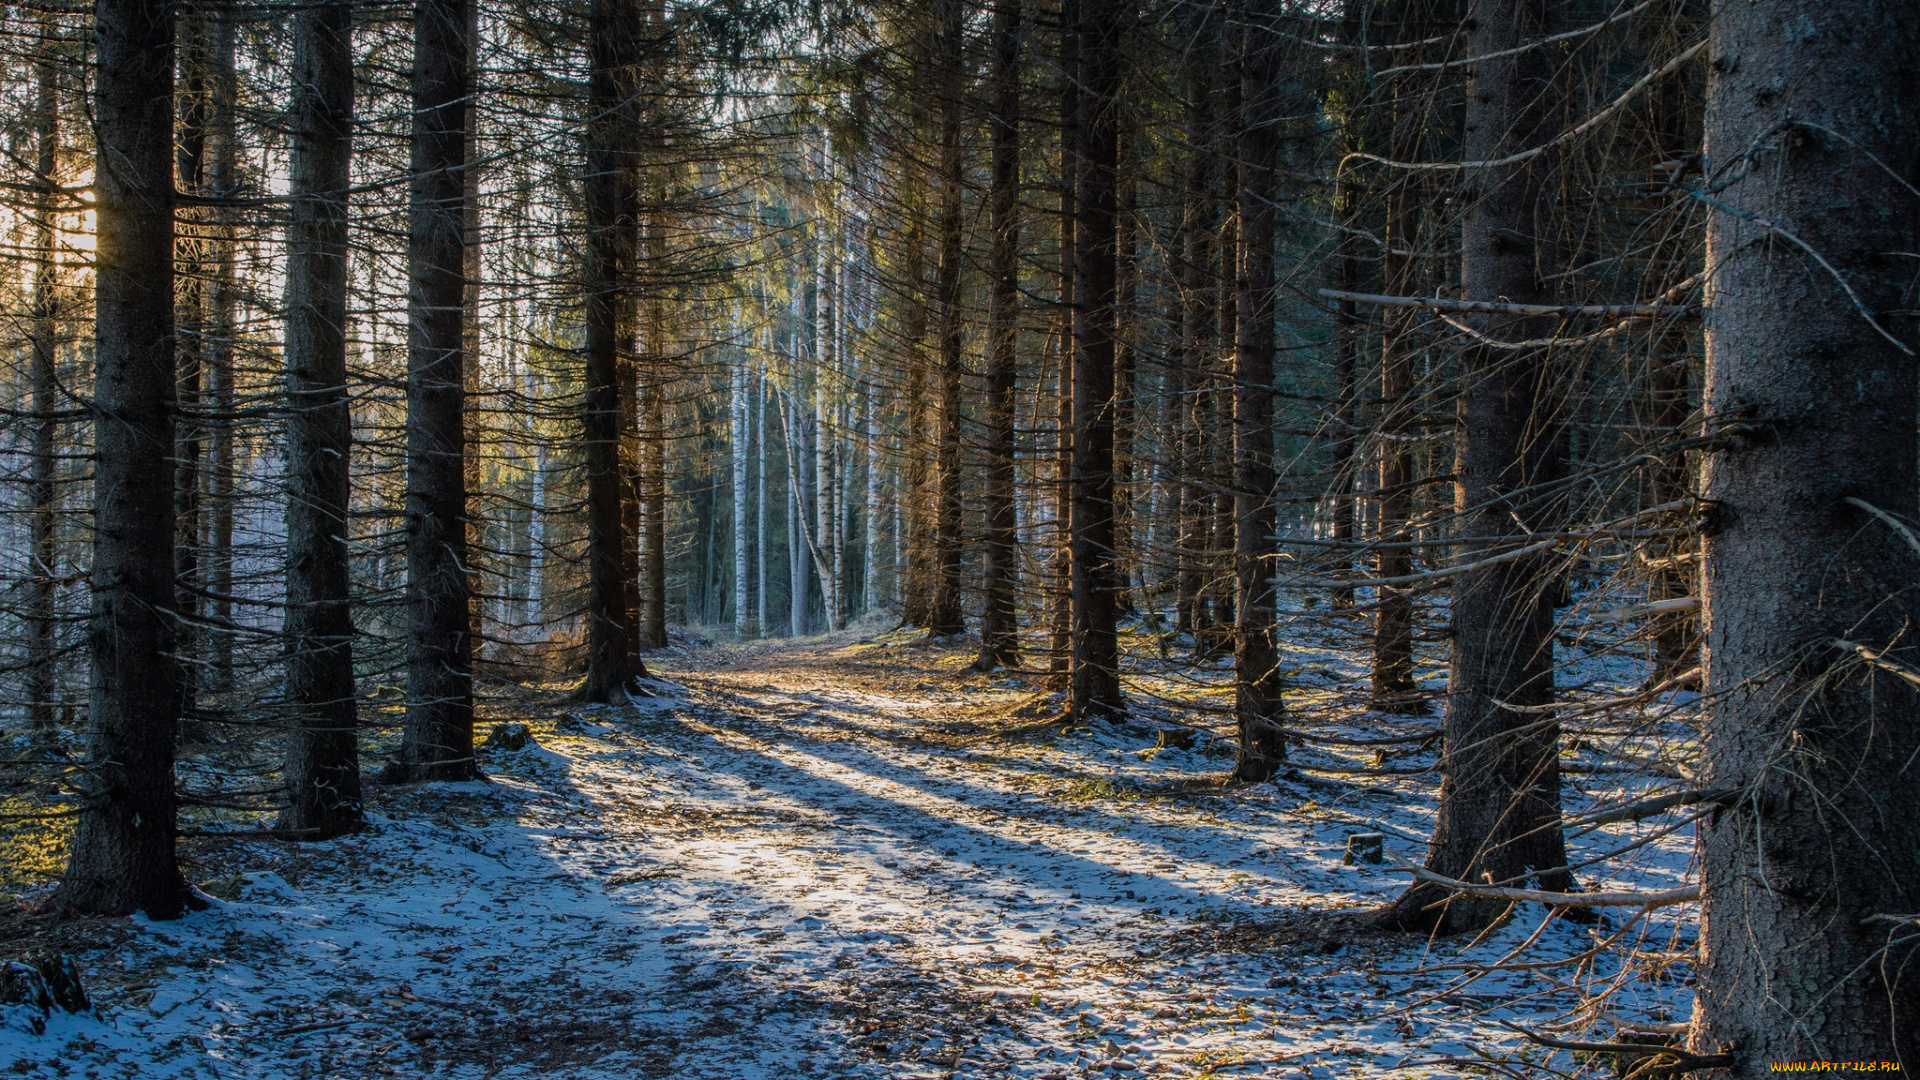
[2,631,1698,1078]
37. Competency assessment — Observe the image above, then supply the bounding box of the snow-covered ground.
[2,629,1698,1078]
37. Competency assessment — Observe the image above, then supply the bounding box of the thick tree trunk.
[1379,0,1569,935]
[1693,1,1920,1068]
[56,0,194,917]
[394,0,479,782]
[1067,0,1123,719]
[279,0,362,838]
[974,0,1022,671]
[25,30,61,733]
[926,0,968,639]
[580,0,647,700]
[1230,7,1285,781]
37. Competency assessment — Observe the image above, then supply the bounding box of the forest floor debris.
[1,625,1696,1078]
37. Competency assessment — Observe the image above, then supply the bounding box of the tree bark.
[926,0,968,639]
[642,304,669,648]
[813,242,847,632]
[1379,0,1569,935]
[581,0,648,700]
[279,0,362,837]
[174,14,207,720]
[1048,1,1077,680]
[974,0,1022,671]
[1205,70,1238,661]
[1693,1,1920,1068]
[1174,58,1211,639]
[25,25,62,733]
[1231,4,1285,781]
[1067,0,1123,719]
[757,366,771,628]
[1370,85,1421,710]
[1325,1,1362,611]
[56,0,194,917]
[204,6,238,696]
[393,0,479,782]
[898,189,933,629]
[1639,15,1700,687]
[732,357,753,636]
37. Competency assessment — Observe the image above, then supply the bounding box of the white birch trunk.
[730,354,751,636]
[754,363,768,634]
[814,247,845,632]
[787,391,808,637]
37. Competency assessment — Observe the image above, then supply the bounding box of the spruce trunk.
[395,0,479,782]
[1379,0,1569,935]
[58,0,193,917]
[974,0,1022,671]
[1067,0,1123,719]
[1694,0,1920,1066]
[1231,7,1284,780]
[280,0,362,836]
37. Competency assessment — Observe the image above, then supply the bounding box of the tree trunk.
[642,320,668,648]
[862,356,883,615]
[174,16,206,721]
[1113,157,1136,618]
[1205,79,1238,660]
[56,0,194,917]
[1640,18,1700,687]
[204,7,237,695]
[1067,0,1123,719]
[813,250,846,631]
[732,358,753,636]
[1049,0,1078,681]
[787,393,810,636]
[973,0,1022,671]
[1379,0,1569,935]
[1693,1,1920,1068]
[1175,61,1211,639]
[25,26,62,733]
[394,0,479,782]
[898,195,933,629]
[1325,1,1362,611]
[1230,5,1285,781]
[581,0,647,700]
[927,0,968,639]
[1369,99,1420,711]
[279,0,362,838]
[757,366,771,628]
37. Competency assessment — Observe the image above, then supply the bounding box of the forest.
[0,0,1915,1076]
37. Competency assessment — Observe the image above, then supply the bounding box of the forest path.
[6,629,1529,1080]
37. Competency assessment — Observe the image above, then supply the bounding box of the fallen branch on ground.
[1492,1019,1736,1073]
